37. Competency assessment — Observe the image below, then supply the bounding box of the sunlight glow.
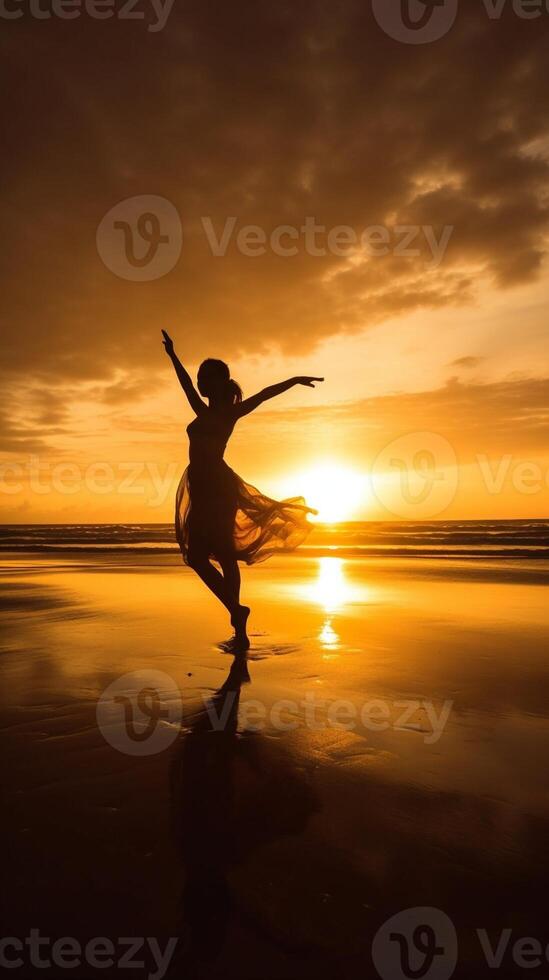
[312,557,352,612]
[293,556,373,614]
[280,461,369,523]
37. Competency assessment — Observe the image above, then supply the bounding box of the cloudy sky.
[1,0,549,521]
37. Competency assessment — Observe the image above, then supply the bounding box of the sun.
[278,461,369,523]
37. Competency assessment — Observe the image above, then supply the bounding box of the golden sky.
[1,1,549,522]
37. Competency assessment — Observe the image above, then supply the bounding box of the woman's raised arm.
[236,376,324,418]
[161,330,206,416]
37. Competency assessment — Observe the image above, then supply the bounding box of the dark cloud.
[0,374,160,456]
[1,0,548,388]
[357,376,549,458]
[88,375,161,404]
[0,406,50,454]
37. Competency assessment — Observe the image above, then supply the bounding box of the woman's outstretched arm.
[161,330,206,415]
[236,376,324,418]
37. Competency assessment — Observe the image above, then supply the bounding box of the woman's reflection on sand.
[170,654,318,974]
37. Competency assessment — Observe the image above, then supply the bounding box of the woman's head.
[197,359,242,405]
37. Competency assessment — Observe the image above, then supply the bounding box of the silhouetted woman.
[162,330,323,650]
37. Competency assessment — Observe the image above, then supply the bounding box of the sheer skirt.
[175,461,315,565]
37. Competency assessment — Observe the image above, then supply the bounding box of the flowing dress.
[175,409,315,565]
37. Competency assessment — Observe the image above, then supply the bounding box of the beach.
[2,535,549,978]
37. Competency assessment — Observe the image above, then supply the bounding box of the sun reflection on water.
[319,617,340,656]
[309,557,361,612]
[298,557,373,654]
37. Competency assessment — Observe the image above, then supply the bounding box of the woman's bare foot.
[219,633,248,654]
[231,604,250,650]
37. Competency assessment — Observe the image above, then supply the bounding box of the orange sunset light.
[278,461,370,523]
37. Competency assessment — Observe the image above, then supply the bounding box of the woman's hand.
[294,376,324,388]
[161,329,175,356]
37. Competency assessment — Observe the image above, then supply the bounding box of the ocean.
[1,519,548,558]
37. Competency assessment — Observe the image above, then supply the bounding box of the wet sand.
[2,552,549,978]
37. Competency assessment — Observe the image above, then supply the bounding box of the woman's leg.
[219,554,249,646]
[218,555,241,612]
[188,548,236,615]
